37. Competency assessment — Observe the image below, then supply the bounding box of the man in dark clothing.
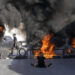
[13,34,17,48]
[31,52,52,68]
[37,54,46,67]
[10,34,17,55]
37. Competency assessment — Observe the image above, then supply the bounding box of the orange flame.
[0,26,3,31]
[34,34,57,59]
[68,38,75,53]
[68,48,72,53]
[72,38,75,48]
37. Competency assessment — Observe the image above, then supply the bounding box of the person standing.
[10,34,17,55]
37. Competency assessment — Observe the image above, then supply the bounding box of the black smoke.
[0,0,75,50]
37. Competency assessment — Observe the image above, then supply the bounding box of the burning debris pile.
[34,34,56,59]
[71,38,75,48]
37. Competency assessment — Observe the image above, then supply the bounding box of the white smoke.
[4,23,26,41]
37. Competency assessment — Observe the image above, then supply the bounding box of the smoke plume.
[0,0,75,49]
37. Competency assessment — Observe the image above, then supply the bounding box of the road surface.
[0,59,75,75]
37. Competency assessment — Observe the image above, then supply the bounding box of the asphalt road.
[0,59,75,75]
